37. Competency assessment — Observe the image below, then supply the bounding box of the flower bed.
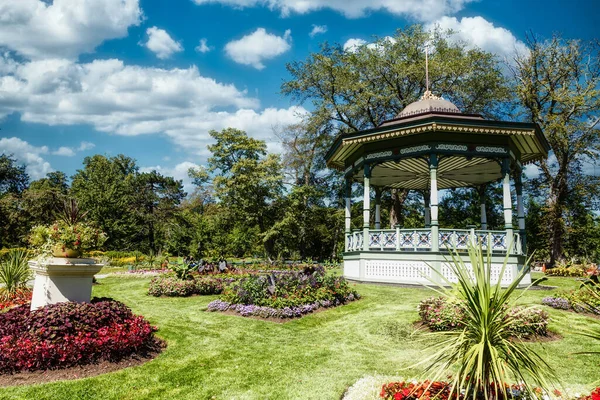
[542,288,600,315]
[544,267,587,277]
[0,298,162,374]
[379,380,597,400]
[0,289,32,312]
[207,267,359,319]
[418,297,549,337]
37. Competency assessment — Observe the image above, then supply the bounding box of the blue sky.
[0,0,597,192]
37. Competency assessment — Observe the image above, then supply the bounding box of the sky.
[0,0,597,193]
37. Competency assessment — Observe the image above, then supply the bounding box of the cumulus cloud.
[192,0,473,21]
[225,28,292,69]
[195,38,212,53]
[50,141,96,156]
[0,0,142,60]
[309,25,327,37]
[343,38,367,52]
[140,161,203,195]
[426,16,529,60]
[0,56,306,156]
[144,27,184,59]
[0,137,52,179]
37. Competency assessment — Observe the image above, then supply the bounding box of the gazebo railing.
[346,228,522,255]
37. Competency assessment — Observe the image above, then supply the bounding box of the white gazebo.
[325,91,549,287]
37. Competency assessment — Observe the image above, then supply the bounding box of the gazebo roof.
[325,93,550,190]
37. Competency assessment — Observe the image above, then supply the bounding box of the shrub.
[545,267,587,277]
[418,297,549,337]
[0,298,161,374]
[148,276,226,297]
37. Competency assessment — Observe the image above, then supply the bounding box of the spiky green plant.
[419,244,558,399]
[0,248,31,300]
[574,282,600,355]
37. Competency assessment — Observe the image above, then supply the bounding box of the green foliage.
[169,259,196,280]
[0,248,31,299]
[420,245,558,399]
[512,35,600,265]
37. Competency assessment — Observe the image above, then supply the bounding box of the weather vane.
[422,44,439,100]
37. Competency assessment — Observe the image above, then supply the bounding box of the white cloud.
[343,38,367,52]
[0,137,52,179]
[225,28,292,70]
[0,0,142,60]
[192,0,473,21]
[50,141,95,156]
[140,161,202,194]
[426,16,529,60]
[195,38,212,53]
[309,25,327,38]
[53,146,76,157]
[0,56,306,156]
[144,27,183,59]
[78,141,95,151]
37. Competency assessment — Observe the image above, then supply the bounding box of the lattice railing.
[346,228,522,254]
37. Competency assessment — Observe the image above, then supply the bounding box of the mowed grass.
[1,272,599,399]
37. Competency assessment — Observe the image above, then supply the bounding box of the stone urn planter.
[29,256,104,311]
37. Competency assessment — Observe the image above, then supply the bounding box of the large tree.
[207,128,284,258]
[282,24,510,225]
[70,155,140,250]
[512,35,600,266]
[0,155,29,247]
[132,170,185,253]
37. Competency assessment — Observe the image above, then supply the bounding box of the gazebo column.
[502,159,514,251]
[374,188,381,229]
[515,170,526,253]
[478,185,488,230]
[344,179,352,252]
[429,154,439,252]
[423,190,431,226]
[363,164,371,251]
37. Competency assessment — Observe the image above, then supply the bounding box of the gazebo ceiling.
[353,155,503,190]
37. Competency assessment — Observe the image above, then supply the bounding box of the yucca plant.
[0,248,31,301]
[575,282,600,355]
[418,243,558,399]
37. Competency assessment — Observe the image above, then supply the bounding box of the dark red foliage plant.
[0,298,162,374]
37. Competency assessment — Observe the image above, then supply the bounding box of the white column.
[478,185,487,230]
[423,190,431,226]
[516,172,526,253]
[363,164,371,251]
[502,159,514,251]
[430,154,439,252]
[344,180,352,252]
[374,189,381,229]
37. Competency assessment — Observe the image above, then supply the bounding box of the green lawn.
[1,273,599,399]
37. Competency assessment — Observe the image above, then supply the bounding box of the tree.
[512,35,600,266]
[208,128,284,258]
[0,155,29,247]
[21,171,69,227]
[0,154,28,196]
[70,155,140,250]
[133,170,185,253]
[282,24,510,225]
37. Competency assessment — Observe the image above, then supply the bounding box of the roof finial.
[421,44,440,101]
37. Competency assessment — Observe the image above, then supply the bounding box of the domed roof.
[397,90,461,118]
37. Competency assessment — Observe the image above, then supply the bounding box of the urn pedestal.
[29,257,104,311]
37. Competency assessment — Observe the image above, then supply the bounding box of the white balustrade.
[345,227,523,255]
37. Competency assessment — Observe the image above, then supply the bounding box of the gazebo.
[325,91,549,287]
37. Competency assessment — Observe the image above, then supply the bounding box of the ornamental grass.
[416,244,559,399]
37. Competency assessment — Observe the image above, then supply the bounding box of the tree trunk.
[547,187,567,268]
[389,188,409,227]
